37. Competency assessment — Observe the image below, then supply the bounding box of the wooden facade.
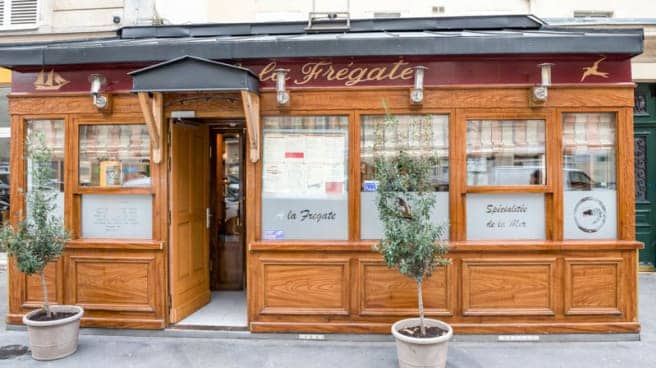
[5,83,642,333]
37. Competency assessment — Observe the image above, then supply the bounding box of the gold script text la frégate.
[259,60,416,87]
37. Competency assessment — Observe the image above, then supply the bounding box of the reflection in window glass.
[261,116,348,240]
[563,113,617,239]
[467,119,546,186]
[563,113,616,190]
[26,120,65,220]
[360,115,449,239]
[79,125,151,187]
[0,87,8,127]
[0,87,9,225]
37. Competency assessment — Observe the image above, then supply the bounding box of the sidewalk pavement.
[1,269,655,367]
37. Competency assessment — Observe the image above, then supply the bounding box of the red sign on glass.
[285,152,304,159]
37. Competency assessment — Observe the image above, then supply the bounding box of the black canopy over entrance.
[129,55,259,93]
[129,55,261,165]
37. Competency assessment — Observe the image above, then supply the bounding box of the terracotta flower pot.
[391,318,453,368]
[23,305,84,361]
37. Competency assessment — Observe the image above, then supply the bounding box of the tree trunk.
[417,277,426,336]
[40,271,51,319]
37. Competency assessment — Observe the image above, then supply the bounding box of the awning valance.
[128,55,260,93]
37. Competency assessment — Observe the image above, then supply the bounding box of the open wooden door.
[169,120,210,323]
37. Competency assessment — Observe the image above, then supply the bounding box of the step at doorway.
[175,291,247,329]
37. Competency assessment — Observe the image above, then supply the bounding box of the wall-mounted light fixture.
[410,66,428,105]
[88,74,108,109]
[532,63,553,103]
[274,68,290,106]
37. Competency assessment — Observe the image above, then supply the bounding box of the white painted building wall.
[155,0,655,23]
[0,0,156,43]
[158,0,533,24]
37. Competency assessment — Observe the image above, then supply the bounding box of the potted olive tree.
[0,132,83,361]
[374,114,451,368]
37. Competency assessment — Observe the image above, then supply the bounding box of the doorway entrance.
[168,119,247,328]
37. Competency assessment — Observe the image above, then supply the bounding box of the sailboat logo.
[34,69,70,90]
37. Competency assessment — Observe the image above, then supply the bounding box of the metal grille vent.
[305,12,350,32]
[0,1,5,26]
[9,0,37,25]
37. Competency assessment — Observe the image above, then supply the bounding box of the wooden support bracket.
[241,90,261,163]
[138,92,164,164]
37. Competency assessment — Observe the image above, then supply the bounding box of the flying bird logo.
[581,57,609,82]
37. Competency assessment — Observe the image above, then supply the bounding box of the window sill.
[75,187,154,195]
[249,239,643,252]
[66,238,163,250]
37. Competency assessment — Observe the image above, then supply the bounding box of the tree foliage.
[0,131,69,316]
[374,113,449,335]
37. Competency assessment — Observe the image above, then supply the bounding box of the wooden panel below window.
[23,260,62,308]
[462,259,556,316]
[462,259,554,315]
[70,257,153,311]
[565,258,622,315]
[8,248,167,329]
[259,258,350,315]
[359,261,451,316]
[247,244,639,334]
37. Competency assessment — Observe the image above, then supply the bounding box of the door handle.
[206,208,211,229]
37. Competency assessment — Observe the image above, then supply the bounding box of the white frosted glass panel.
[81,194,152,239]
[261,197,347,240]
[466,193,545,240]
[564,190,617,239]
[361,192,449,240]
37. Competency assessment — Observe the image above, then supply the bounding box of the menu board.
[466,193,545,240]
[81,194,152,239]
[262,132,346,197]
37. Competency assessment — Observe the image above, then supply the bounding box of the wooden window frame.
[17,116,69,228]
[558,108,629,241]
[256,103,633,245]
[259,112,354,241]
[454,110,556,241]
[353,109,453,241]
[71,116,158,240]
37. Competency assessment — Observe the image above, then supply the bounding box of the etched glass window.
[81,194,152,239]
[0,87,9,225]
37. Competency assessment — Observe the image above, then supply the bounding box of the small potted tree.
[374,114,451,368]
[0,132,83,361]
